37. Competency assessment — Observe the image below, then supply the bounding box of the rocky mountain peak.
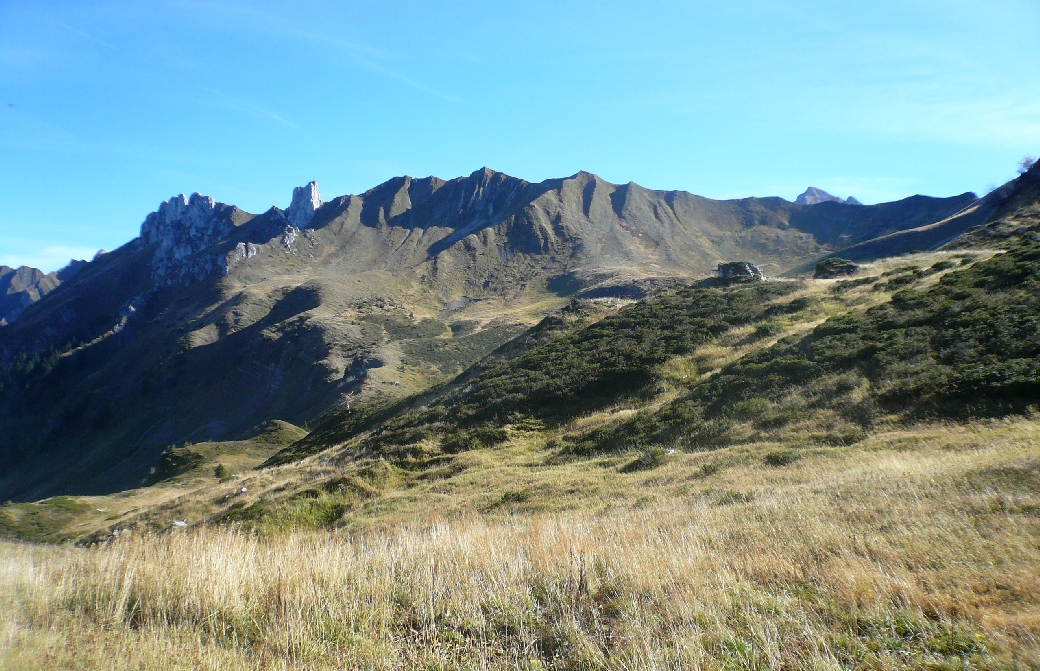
[142,193,219,243]
[796,187,862,206]
[1,265,61,325]
[140,192,236,286]
[285,181,323,229]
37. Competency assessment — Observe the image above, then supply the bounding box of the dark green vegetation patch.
[144,446,204,485]
[814,257,859,279]
[700,240,1040,419]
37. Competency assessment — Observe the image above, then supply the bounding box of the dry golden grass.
[3,420,1039,670]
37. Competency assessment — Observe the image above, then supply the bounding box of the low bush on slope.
[444,283,807,425]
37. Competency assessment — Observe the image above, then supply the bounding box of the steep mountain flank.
[943,159,1040,249]
[0,168,981,500]
[269,239,1040,479]
[786,192,977,251]
[804,166,1040,265]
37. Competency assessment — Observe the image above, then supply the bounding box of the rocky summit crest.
[140,193,238,286]
[139,183,322,287]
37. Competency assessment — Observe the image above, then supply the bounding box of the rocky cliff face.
[285,181,323,229]
[0,266,57,325]
[140,193,244,286]
[139,184,325,286]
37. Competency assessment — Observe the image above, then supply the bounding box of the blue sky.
[2,0,1039,271]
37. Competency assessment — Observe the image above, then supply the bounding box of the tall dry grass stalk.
[2,441,1039,670]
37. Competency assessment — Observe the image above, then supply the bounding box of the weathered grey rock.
[226,241,262,271]
[141,193,235,286]
[717,261,765,282]
[285,181,322,229]
[280,225,300,250]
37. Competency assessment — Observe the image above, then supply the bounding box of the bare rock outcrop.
[285,181,323,229]
[140,193,239,286]
[717,261,765,282]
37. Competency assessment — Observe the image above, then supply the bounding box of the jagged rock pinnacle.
[286,181,323,229]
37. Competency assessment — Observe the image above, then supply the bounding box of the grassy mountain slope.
[0,420,305,543]
[6,164,1040,669]
[266,240,1036,479]
[946,159,1040,250]
[798,161,1040,268]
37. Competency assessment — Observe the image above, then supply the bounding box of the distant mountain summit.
[796,186,862,206]
[0,266,57,326]
[0,261,87,326]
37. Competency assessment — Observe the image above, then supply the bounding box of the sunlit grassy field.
[3,417,1038,670]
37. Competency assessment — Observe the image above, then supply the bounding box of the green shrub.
[214,464,231,481]
[927,627,986,656]
[764,450,801,466]
[621,446,670,472]
[698,462,722,477]
[731,397,771,421]
[146,446,203,485]
[499,489,532,504]
[691,239,1040,423]
[814,258,859,279]
[712,489,754,505]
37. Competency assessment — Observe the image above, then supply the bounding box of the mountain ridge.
[0,167,990,500]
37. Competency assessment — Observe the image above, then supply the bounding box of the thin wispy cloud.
[173,0,461,102]
[200,87,298,130]
[352,58,462,103]
[0,107,103,154]
[53,21,121,52]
